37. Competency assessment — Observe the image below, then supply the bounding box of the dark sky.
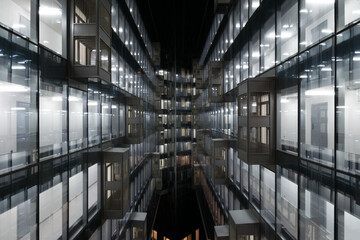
[136,0,214,71]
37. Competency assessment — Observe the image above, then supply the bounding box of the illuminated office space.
[0,0,360,239]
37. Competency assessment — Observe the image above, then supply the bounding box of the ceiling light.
[39,6,62,16]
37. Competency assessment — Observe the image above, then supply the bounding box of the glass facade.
[0,0,360,239]
[0,0,157,239]
[195,0,360,239]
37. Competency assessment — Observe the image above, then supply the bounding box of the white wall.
[280,176,297,207]
[40,91,63,148]
[343,89,360,154]
[0,82,30,155]
[40,20,62,54]
[344,211,360,240]
[0,0,31,37]
[344,0,360,26]
[280,94,298,144]
[69,100,84,142]
[88,164,99,209]
[69,171,83,227]
[39,183,62,240]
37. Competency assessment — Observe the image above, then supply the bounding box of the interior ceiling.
[136,0,214,71]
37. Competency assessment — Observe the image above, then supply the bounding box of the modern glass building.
[0,0,157,239]
[1,0,360,239]
[193,0,360,239]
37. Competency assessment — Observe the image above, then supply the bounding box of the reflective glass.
[69,151,86,238]
[100,40,110,72]
[111,0,118,34]
[0,34,38,173]
[338,0,360,29]
[234,1,241,37]
[74,0,96,23]
[88,147,101,219]
[299,161,334,240]
[39,49,67,160]
[336,173,360,240]
[336,25,360,174]
[261,9,275,71]
[111,50,119,86]
[39,0,67,56]
[74,37,96,66]
[277,162,298,240]
[0,0,37,40]
[69,88,87,152]
[250,31,260,77]
[102,87,112,142]
[39,157,68,240]
[88,81,101,146]
[261,167,275,228]
[0,168,37,239]
[240,43,249,81]
[300,38,334,167]
[250,0,260,17]
[250,164,260,211]
[277,58,298,154]
[241,0,249,28]
[100,2,111,36]
[277,0,298,62]
[300,0,334,50]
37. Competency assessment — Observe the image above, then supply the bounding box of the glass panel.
[0,167,37,239]
[234,1,241,36]
[112,102,120,139]
[261,167,275,228]
[241,0,249,28]
[102,87,111,142]
[39,0,67,56]
[336,173,360,240]
[336,25,360,174]
[120,104,126,137]
[100,40,110,72]
[100,2,111,36]
[39,157,68,240]
[276,162,298,240]
[250,0,260,17]
[277,0,298,62]
[0,0,37,40]
[0,34,38,173]
[69,151,86,238]
[261,167,275,229]
[299,161,334,240]
[74,0,96,23]
[69,88,87,152]
[250,165,260,211]
[119,56,125,89]
[88,81,101,147]
[300,0,334,50]
[249,127,269,153]
[250,31,260,77]
[300,38,334,167]
[74,37,96,66]
[240,43,249,81]
[88,147,101,219]
[111,0,118,34]
[261,9,275,71]
[39,49,67,160]
[111,50,119,86]
[338,0,360,30]
[277,58,298,154]
[250,93,270,116]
